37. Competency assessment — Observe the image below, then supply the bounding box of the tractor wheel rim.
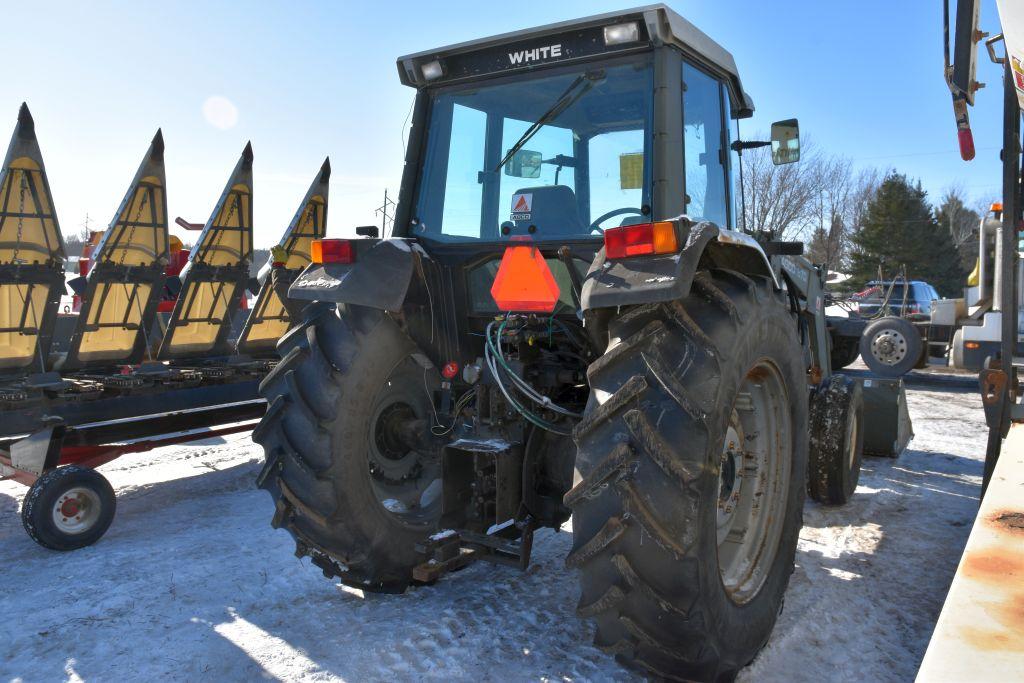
[870,329,907,365]
[716,359,792,605]
[366,356,442,525]
[52,486,102,535]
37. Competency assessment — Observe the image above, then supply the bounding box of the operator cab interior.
[411,57,655,243]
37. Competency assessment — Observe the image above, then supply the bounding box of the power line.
[851,146,999,162]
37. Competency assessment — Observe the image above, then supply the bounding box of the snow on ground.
[0,377,986,682]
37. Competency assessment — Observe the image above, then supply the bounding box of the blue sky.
[0,1,1009,247]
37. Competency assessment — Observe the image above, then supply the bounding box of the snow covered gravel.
[0,380,986,682]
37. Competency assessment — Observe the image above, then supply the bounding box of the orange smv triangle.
[512,195,530,212]
[490,244,561,312]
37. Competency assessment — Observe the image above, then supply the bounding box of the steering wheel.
[590,207,645,231]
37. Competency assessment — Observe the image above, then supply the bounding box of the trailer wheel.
[807,375,863,505]
[254,304,442,593]
[860,316,921,377]
[567,270,807,681]
[21,465,116,551]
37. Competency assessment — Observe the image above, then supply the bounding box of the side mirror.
[503,149,543,178]
[770,119,800,165]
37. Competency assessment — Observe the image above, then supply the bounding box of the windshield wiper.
[494,70,604,173]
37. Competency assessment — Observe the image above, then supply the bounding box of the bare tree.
[739,137,880,273]
[935,184,982,271]
[739,137,821,241]
[940,184,979,249]
[845,169,881,235]
[806,156,855,271]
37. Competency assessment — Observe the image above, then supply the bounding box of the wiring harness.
[483,315,583,436]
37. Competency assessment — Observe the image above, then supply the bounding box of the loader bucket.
[859,376,914,458]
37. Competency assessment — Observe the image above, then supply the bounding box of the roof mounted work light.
[603,22,640,46]
[421,60,444,81]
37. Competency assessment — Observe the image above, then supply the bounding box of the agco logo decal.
[508,44,563,65]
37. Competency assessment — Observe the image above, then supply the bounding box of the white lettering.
[507,44,564,66]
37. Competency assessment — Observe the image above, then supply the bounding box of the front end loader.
[253,5,903,679]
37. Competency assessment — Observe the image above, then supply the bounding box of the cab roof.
[396,4,754,118]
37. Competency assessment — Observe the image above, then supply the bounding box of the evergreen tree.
[806,226,829,266]
[848,173,966,296]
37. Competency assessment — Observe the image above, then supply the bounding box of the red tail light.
[311,239,355,264]
[604,221,677,259]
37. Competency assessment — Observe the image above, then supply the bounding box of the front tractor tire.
[807,374,864,505]
[254,304,442,592]
[567,270,808,681]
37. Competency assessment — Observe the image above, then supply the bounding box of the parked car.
[854,280,940,321]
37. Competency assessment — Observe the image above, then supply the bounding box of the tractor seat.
[511,185,587,237]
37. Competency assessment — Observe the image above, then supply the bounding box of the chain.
[118,188,149,266]
[12,171,27,264]
[206,192,238,261]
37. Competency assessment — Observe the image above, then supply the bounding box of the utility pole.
[375,189,397,238]
[80,213,93,242]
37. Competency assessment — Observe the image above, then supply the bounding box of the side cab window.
[682,62,728,227]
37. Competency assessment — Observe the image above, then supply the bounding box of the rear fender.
[288,239,422,312]
[580,221,777,311]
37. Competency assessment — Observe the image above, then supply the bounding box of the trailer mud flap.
[10,423,65,476]
[860,377,913,458]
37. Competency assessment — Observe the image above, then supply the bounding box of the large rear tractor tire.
[566,270,808,681]
[807,374,864,505]
[253,304,443,592]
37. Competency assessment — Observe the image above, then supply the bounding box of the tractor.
[254,6,906,679]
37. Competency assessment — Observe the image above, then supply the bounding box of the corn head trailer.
[254,6,911,680]
[0,104,330,550]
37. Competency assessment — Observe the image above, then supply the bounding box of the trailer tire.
[567,270,807,681]
[253,303,442,593]
[807,375,863,505]
[860,316,921,377]
[21,465,116,551]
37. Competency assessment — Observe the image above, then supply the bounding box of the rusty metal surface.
[917,423,1024,680]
